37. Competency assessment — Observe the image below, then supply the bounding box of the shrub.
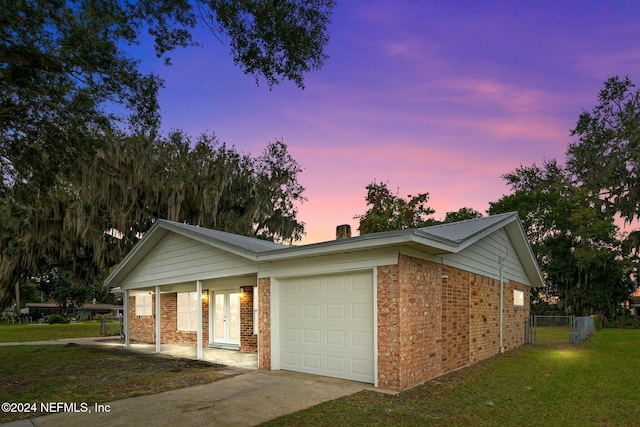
[46,314,69,324]
[604,315,640,329]
[94,313,103,321]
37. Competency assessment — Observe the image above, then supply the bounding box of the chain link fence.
[100,316,124,338]
[527,315,595,345]
[571,316,595,343]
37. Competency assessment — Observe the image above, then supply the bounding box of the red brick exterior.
[257,278,271,370]
[377,254,530,390]
[128,295,154,343]
[128,292,210,345]
[240,286,257,352]
[127,253,531,392]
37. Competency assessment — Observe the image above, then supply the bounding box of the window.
[135,295,152,316]
[514,289,524,307]
[177,292,198,331]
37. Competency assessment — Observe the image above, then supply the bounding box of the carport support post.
[124,290,130,348]
[155,286,161,353]
[196,280,203,360]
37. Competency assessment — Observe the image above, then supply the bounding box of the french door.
[211,290,240,347]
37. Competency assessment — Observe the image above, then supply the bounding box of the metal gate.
[527,315,595,345]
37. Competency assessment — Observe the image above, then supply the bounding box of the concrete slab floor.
[126,342,259,371]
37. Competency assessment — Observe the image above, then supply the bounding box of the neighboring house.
[629,289,640,316]
[105,212,544,391]
[26,302,123,320]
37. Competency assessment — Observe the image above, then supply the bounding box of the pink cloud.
[291,142,516,244]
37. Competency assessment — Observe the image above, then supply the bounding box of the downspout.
[498,238,509,355]
[499,264,504,354]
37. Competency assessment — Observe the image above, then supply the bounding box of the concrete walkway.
[5,370,371,427]
[2,338,376,426]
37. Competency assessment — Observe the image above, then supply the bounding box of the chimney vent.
[336,224,351,239]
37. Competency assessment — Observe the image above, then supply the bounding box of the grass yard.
[264,329,640,426]
[1,327,637,426]
[531,325,573,345]
[0,321,117,342]
[0,345,231,423]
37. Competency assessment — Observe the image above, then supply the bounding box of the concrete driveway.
[4,370,374,427]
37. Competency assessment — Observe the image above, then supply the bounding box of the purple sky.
[140,1,640,244]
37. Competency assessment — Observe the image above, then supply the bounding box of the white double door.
[211,290,240,346]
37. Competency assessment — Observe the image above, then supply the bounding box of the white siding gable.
[439,228,531,285]
[121,232,257,289]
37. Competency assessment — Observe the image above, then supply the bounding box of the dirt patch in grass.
[0,345,232,423]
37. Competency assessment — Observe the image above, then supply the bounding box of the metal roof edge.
[257,230,418,261]
[415,212,520,251]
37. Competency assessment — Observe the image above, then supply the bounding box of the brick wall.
[240,286,257,352]
[441,264,471,373]
[397,255,442,389]
[377,255,447,390]
[127,291,210,346]
[377,254,530,391]
[257,278,271,369]
[503,281,530,350]
[469,277,530,362]
[128,296,154,342]
[376,263,399,388]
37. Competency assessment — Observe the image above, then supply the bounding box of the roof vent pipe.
[336,224,351,239]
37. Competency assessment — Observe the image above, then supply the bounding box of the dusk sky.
[139,1,640,244]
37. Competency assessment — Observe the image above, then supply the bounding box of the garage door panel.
[282,328,299,344]
[326,329,345,345]
[326,304,345,319]
[352,303,371,319]
[303,280,322,294]
[326,280,346,292]
[303,304,321,318]
[326,356,346,373]
[303,354,321,369]
[279,271,374,384]
[303,329,321,344]
[352,359,374,376]
[282,351,299,366]
[352,331,373,348]
[281,304,299,318]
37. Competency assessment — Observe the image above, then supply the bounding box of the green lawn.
[531,325,573,345]
[0,345,230,423]
[0,321,119,342]
[263,329,640,426]
[1,324,637,426]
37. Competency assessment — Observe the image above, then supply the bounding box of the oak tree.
[567,76,640,223]
[356,181,437,235]
[1,0,332,307]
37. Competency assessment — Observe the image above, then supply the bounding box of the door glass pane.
[229,293,240,341]
[214,294,225,341]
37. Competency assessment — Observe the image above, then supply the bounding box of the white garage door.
[278,270,374,383]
